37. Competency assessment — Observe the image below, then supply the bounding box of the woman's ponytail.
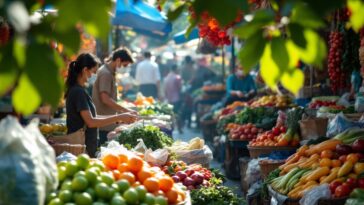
[64,53,101,98]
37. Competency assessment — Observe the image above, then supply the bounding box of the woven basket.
[259,160,284,178]
[247,146,298,158]
[51,143,86,156]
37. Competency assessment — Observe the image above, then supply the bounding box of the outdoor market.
[1,0,364,205]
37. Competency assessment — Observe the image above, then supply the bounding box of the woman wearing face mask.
[224,65,257,106]
[65,53,138,157]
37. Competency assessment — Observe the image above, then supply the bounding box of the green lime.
[123,188,139,205]
[100,172,114,186]
[75,171,86,178]
[155,196,168,205]
[48,198,63,205]
[58,161,68,167]
[61,180,72,191]
[65,161,79,177]
[116,179,130,194]
[90,161,105,171]
[111,183,120,192]
[110,195,126,205]
[77,154,90,170]
[108,186,117,199]
[59,190,73,203]
[74,192,92,205]
[86,187,96,200]
[135,185,147,201]
[64,203,76,205]
[72,176,89,191]
[85,169,98,185]
[87,166,101,175]
[143,193,155,205]
[95,182,110,199]
[46,192,57,203]
[58,166,67,182]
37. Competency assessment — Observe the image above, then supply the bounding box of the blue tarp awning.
[112,0,172,39]
[173,28,199,44]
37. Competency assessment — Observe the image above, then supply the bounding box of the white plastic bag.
[244,159,261,188]
[337,93,352,107]
[326,112,364,137]
[299,184,331,205]
[0,116,58,205]
[174,145,213,165]
[98,140,130,158]
[144,148,169,166]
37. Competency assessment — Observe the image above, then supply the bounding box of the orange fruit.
[132,181,141,187]
[137,168,153,183]
[118,153,129,164]
[112,170,121,180]
[117,163,129,173]
[321,150,334,159]
[319,158,332,167]
[102,153,120,170]
[159,176,174,192]
[332,160,342,167]
[120,172,136,184]
[128,156,144,173]
[143,177,160,192]
[347,154,359,163]
[166,189,178,204]
[152,190,165,197]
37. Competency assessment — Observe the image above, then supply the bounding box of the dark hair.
[143,51,151,58]
[65,53,101,97]
[184,55,192,63]
[170,64,178,72]
[112,47,134,63]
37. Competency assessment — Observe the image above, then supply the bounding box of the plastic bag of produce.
[174,145,213,166]
[0,116,58,205]
[144,148,169,166]
[299,184,331,205]
[326,113,364,137]
[244,159,261,188]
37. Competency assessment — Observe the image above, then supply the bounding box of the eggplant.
[352,139,364,153]
[336,144,353,155]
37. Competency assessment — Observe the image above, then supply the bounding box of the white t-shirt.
[135,59,161,85]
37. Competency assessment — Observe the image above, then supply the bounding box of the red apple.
[176,171,187,181]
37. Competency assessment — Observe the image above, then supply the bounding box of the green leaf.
[0,43,20,96]
[55,0,111,40]
[288,23,307,49]
[348,0,364,31]
[24,43,64,109]
[234,10,275,39]
[280,69,304,95]
[13,37,26,67]
[186,19,197,38]
[260,43,281,88]
[288,29,326,67]
[290,2,325,29]
[12,74,41,116]
[238,30,266,72]
[167,4,186,22]
[271,37,289,70]
[193,0,242,26]
[300,0,345,17]
[54,27,81,55]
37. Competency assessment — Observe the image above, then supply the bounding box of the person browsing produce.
[92,48,137,145]
[65,53,138,157]
[224,65,257,106]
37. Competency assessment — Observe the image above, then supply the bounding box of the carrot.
[305,139,342,156]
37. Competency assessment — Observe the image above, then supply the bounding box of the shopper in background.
[181,56,194,84]
[92,48,137,146]
[65,53,138,157]
[224,64,257,106]
[156,55,168,80]
[164,64,183,133]
[135,51,161,99]
[190,57,216,91]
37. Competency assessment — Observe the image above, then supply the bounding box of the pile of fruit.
[168,137,205,151]
[250,95,291,108]
[249,125,295,146]
[40,123,68,136]
[47,152,188,205]
[226,123,264,140]
[134,94,155,107]
[202,84,225,92]
[269,128,364,199]
[309,100,337,109]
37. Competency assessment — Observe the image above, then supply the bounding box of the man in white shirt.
[135,51,161,98]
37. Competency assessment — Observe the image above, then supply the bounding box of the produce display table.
[224,139,250,180]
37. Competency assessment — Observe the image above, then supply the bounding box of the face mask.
[88,73,97,83]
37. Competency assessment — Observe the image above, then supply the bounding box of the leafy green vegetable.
[191,185,245,205]
[235,107,278,129]
[139,102,174,116]
[216,114,236,135]
[117,125,173,150]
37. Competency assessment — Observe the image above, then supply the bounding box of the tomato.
[280,126,286,133]
[339,155,347,163]
[358,178,364,189]
[346,178,358,189]
[272,127,280,136]
[334,183,351,197]
[329,181,342,194]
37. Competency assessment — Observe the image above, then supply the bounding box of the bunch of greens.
[235,107,278,130]
[142,102,174,116]
[117,125,173,150]
[191,184,245,205]
[216,114,236,135]
[261,168,281,199]
[139,109,156,116]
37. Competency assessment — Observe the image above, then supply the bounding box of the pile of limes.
[46,154,174,205]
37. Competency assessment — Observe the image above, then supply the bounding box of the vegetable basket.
[247,145,298,158]
[51,143,86,156]
[259,160,285,179]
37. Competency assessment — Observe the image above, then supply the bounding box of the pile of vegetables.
[117,125,173,150]
[226,123,264,141]
[216,114,236,135]
[234,107,278,130]
[269,128,364,199]
[139,102,174,116]
[346,188,364,205]
[250,95,291,108]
